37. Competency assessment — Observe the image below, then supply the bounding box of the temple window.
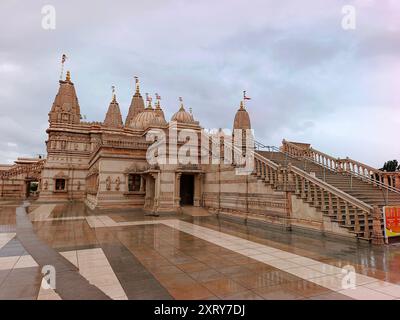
[128,174,141,192]
[55,179,66,191]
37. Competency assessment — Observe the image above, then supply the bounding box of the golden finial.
[111,85,116,102]
[134,76,140,95]
[242,90,251,108]
[146,93,153,109]
[155,93,161,109]
[179,97,184,110]
[66,70,71,82]
[239,100,244,110]
[60,54,67,80]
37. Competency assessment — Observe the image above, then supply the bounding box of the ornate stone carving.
[372,206,385,245]
[115,177,120,191]
[106,176,112,191]
[124,162,149,174]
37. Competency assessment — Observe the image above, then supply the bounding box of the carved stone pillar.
[151,172,160,210]
[144,175,153,209]
[193,173,203,207]
[372,206,385,245]
[174,173,182,208]
[285,191,292,231]
[139,176,144,192]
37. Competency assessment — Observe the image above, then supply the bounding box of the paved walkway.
[1,201,400,300]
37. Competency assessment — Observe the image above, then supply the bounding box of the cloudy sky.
[0,0,399,167]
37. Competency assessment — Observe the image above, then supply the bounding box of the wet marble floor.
[1,200,400,300]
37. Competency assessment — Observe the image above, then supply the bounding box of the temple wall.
[94,157,146,209]
[202,164,287,217]
[156,167,178,212]
[38,166,87,201]
[202,164,355,238]
[290,195,356,238]
[0,175,26,200]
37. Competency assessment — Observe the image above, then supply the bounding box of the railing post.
[336,197,342,222]
[320,188,326,211]
[383,175,389,187]
[277,166,284,189]
[363,211,370,239]
[294,174,300,195]
[265,165,270,183]
[372,206,384,245]
[313,184,319,207]
[328,192,333,216]
[345,201,351,226]
[307,181,312,202]
[353,206,360,233]
[301,178,306,199]
[261,163,266,180]
[396,174,400,189]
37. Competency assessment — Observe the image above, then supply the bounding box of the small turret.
[233,101,251,130]
[125,76,145,125]
[48,70,81,125]
[154,93,166,120]
[103,86,123,128]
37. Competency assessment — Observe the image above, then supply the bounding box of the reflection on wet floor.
[1,200,400,300]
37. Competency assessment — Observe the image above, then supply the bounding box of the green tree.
[380,160,400,172]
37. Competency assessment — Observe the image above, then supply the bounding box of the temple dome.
[171,104,195,123]
[130,107,167,129]
[233,101,251,130]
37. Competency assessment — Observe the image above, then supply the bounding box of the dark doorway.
[180,174,194,206]
[26,180,39,198]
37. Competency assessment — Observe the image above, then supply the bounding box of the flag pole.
[60,54,67,80]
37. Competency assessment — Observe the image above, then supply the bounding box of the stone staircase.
[257,151,400,208]
[249,142,400,242]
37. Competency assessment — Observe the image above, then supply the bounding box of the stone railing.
[253,153,280,188]
[281,139,311,158]
[207,136,382,241]
[337,157,400,190]
[0,160,45,180]
[289,164,373,239]
[254,151,379,240]
[282,139,400,193]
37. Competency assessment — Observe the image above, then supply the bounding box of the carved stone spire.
[154,93,165,120]
[125,76,145,125]
[104,88,123,128]
[48,70,81,124]
[233,100,251,130]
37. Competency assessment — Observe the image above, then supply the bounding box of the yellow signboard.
[383,206,400,239]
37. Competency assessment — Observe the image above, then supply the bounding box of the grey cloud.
[0,0,398,167]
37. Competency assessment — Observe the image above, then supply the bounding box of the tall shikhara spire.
[233,100,251,130]
[103,87,123,128]
[48,70,81,125]
[125,76,145,125]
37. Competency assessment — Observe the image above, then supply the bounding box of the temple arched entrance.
[25,178,39,199]
[180,174,194,206]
